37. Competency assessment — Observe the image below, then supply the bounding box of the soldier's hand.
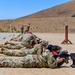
[59,58,65,62]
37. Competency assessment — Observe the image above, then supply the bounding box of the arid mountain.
[0,1,75,33]
[19,1,75,18]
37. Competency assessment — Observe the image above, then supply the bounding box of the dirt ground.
[0,33,75,75]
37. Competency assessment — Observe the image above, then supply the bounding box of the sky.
[0,0,71,20]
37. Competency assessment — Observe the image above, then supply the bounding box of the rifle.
[58,50,69,64]
[70,53,75,68]
[58,50,75,68]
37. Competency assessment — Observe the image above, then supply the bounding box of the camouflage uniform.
[2,34,35,49]
[21,25,24,34]
[0,57,24,68]
[2,44,45,56]
[10,36,22,42]
[10,38,20,42]
[3,43,23,49]
[2,40,48,57]
[21,34,35,48]
[22,49,62,68]
[24,24,30,33]
[0,49,61,68]
[10,33,23,42]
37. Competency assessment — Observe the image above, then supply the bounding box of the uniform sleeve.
[47,56,60,69]
[37,48,41,56]
[34,44,42,55]
[37,45,42,56]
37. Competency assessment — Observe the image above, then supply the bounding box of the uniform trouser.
[0,54,47,68]
[4,44,23,49]
[3,48,36,57]
[3,49,28,56]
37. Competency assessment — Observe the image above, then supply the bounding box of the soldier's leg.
[4,43,23,49]
[0,57,23,68]
[3,49,29,56]
[0,58,13,67]
[11,38,19,41]
[4,44,12,49]
[4,41,19,46]
[3,49,17,56]
[0,55,36,68]
[0,55,44,68]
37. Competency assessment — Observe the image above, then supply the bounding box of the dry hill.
[0,17,75,33]
[0,1,75,33]
[19,1,75,18]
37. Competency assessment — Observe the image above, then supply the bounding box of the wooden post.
[61,25,72,44]
[10,24,12,33]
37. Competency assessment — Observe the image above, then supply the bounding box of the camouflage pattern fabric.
[3,43,23,49]
[42,49,60,68]
[0,49,61,68]
[10,37,21,42]
[1,34,35,49]
[33,44,43,55]
[10,33,23,41]
[3,49,28,56]
[22,54,47,68]
[24,24,30,33]
[0,54,47,68]
[21,40,32,48]
[0,57,23,68]
[2,44,44,57]
[21,34,35,43]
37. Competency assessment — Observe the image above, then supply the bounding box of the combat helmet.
[41,40,48,46]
